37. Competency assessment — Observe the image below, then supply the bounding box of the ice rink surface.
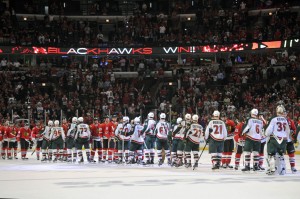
[1,153,300,199]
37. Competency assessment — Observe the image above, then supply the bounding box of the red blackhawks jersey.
[109,121,118,138]
[5,126,19,141]
[18,127,32,140]
[287,117,296,142]
[31,125,45,141]
[90,123,101,140]
[0,125,8,141]
[62,123,69,137]
[234,122,245,146]
[100,122,113,139]
[225,119,236,140]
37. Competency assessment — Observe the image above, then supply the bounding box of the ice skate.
[7,156,12,160]
[158,159,163,166]
[242,166,251,172]
[185,163,192,168]
[291,167,297,174]
[192,162,198,170]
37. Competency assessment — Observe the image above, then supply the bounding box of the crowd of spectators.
[1,1,300,47]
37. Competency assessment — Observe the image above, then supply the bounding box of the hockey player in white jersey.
[184,114,203,169]
[115,116,132,163]
[142,112,157,164]
[205,110,227,170]
[66,117,78,162]
[241,109,264,171]
[75,117,91,163]
[49,120,65,162]
[155,113,171,166]
[41,120,53,162]
[265,105,290,175]
[126,117,144,164]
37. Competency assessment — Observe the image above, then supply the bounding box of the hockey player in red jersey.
[233,117,245,170]
[18,123,32,160]
[286,112,297,173]
[221,114,236,168]
[5,122,19,159]
[258,113,268,170]
[0,121,9,159]
[62,118,69,161]
[99,116,113,162]
[89,117,102,163]
[109,115,118,162]
[31,120,45,160]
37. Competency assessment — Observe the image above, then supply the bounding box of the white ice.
[0,153,299,199]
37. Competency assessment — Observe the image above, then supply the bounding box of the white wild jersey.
[242,118,264,141]
[67,123,77,138]
[265,116,290,139]
[130,124,145,144]
[205,119,227,141]
[143,119,156,136]
[76,123,91,139]
[42,126,52,140]
[155,120,170,140]
[115,122,132,141]
[174,121,191,140]
[187,123,204,144]
[50,127,65,140]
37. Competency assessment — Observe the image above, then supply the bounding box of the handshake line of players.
[0,105,299,175]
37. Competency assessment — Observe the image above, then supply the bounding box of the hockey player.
[50,120,65,162]
[258,113,268,170]
[41,120,53,162]
[183,114,203,169]
[169,117,182,166]
[99,116,112,162]
[155,113,171,166]
[89,117,101,163]
[75,117,91,163]
[31,120,45,160]
[173,114,191,167]
[109,115,119,162]
[18,123,32,160]
[221,114,236,169]
[127,117,145,164]
[108,115,118,163]
[62,118,69,161]
[265,105,290,175]
[241,109,264,172]
[115,116,132,163]
[142,112,156,164]
[285,111,297,173]
[5,122,19,159]
[233,117,245,170]
[66,117,78,162]
[0,121,9,159]
[205,110,227,170]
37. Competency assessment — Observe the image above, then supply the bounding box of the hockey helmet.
[176,117,183,124]
[276,105,285,114]
[212,110,220,117]
[134,117,140,124]
[251,108,258,116]
[185,113,191,121]
[192,114,199,122]
[123,116,129,123]
[72,117,78,123]
[78,117,84,123]
[160,113,166,119]
[148,112,154,119]
[54,120,59,126]
[48,120,53,126]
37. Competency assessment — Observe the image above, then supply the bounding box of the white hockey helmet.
[134,117,140,124]
[48,120,53,126]
[123,116,129,123]
[78,117,84,123]
[192,114,199,122]
[212,110,220,117]
[54,120,59,126]
[276,105,285,114]
[160,113,166,119]
[176,117,183,124]
[72,117,77,123]
[148,112,154,119]
[251,108,258,116]
[185,113,191,121]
